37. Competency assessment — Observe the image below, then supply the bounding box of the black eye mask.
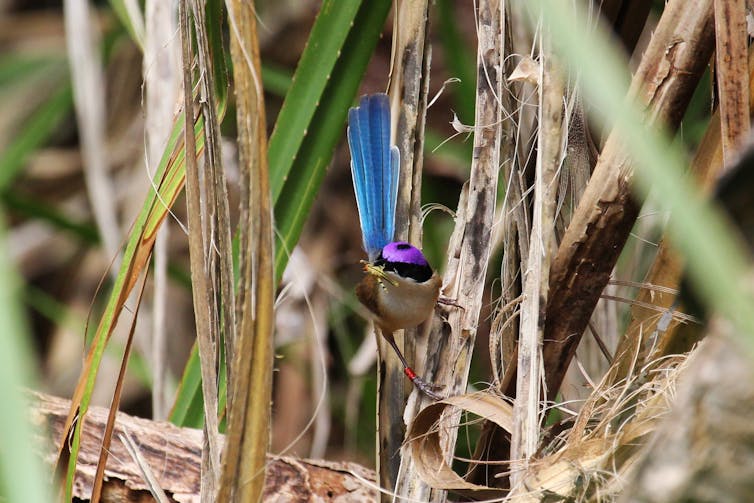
[374,253,434,283]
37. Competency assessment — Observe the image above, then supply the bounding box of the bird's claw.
[411,375,444,401]
[437,296,464,310]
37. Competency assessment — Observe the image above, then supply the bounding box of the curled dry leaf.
[508,55,540,85]
[405,391,511,498]
[450,112,475,134]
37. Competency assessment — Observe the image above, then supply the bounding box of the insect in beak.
[361,260,399,288]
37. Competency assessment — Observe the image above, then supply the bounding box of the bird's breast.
[356,271,441,333]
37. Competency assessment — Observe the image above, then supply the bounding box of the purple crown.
[381,241,429,266]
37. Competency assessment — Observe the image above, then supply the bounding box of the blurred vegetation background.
[1,0,735,499]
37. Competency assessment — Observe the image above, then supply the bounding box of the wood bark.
[714,0,750,165]
[32,392,377,502]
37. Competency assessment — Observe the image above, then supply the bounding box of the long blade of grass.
[107,0,145,50]
[0,81,73,190]
[267,1,362,201]
[0,208,52,503]
[90,274,148,503]
[55,103,204,502]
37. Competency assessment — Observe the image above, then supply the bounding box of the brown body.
[356,270,442,333]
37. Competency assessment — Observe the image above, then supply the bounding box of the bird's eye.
[396,243,411,250]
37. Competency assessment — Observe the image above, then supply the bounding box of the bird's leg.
[383,330,443,401]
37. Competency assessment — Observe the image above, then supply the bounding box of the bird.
[347,93,443,400]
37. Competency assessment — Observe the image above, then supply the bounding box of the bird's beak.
[360,260,399,287]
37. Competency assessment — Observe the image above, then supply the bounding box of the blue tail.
[347,94,400,260]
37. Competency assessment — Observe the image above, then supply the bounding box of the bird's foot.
[437,296,464,310]
[404,367,444,401]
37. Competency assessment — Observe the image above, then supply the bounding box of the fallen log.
[31,392,377,502]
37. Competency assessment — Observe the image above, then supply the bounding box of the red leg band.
[404,367,417,380]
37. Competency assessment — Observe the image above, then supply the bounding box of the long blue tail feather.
[347,94,400,260]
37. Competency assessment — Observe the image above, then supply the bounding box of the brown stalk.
[384,0,431,498]
[714,0,750,165]
[189,0,237,401]
[178,0,221,497]
[217,1,274,502]
[510,46,565,485]
[404,0,504,500]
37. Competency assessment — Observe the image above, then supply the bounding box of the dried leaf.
[405,392,511,498]
[508,56,540,85]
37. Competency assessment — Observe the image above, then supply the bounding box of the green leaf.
[0,209,52,503]
[107,0,144,50]
[272,0,392,280]
[267,0,362,201]
[0,54,59,88]
[170,344,206,428]
[261,63,293,98]
[0,83,73,191]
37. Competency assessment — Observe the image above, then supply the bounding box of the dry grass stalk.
[218,1,274,502]
[403,1,504,501]
[511,45,565,486]
[714,0,750,165]
[380,1,432,497]
[490,14,529,389]
[188,0,237,399]
[63,0,121,263]
[177,1,221,497]
[143,0,180,423]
